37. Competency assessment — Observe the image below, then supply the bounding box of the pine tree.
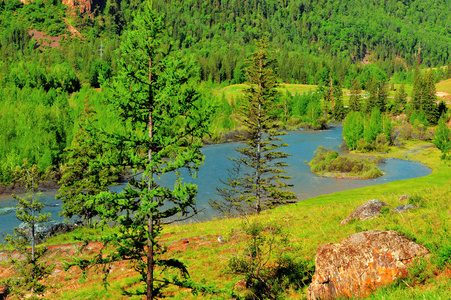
[364,77,377,113]
[3,161,53,297]
[215,37,296,215]
[422,71,439,124]
[374,80,388,113]
[57,102,121,224]
[392,83,406,115]
[348,80,361,112]
[411,66,423,113]
[66,6,211,299]
[333,82,345,121]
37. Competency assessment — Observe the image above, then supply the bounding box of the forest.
[0,0,450,184]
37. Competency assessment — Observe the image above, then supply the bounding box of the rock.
[306,230,429,300]
[18,221,81,243]
[340,199,388,225]
[393,204,418,213]
[398,194,409,201]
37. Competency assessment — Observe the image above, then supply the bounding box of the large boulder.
[306,230,429,300]
[340,199,388,225]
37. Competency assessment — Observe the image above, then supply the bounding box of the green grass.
[436,78,451,94]
[13,139,451,299]
[212,83,317,103]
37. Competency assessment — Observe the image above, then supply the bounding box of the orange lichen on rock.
[306,230,429,300]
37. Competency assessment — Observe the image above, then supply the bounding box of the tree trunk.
[146,53,154,299]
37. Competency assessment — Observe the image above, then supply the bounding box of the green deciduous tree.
[66,6,210,299]
[433,117,451,160]
[342,111,364,150]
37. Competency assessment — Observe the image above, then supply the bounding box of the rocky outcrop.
[306,230,429,300]
[340,199,388,225]
[62,0,92,14]
[18,221,81,243]
[393,204,418,213]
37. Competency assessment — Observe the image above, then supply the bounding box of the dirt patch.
[436,91,451,103]
[29,29,62,49]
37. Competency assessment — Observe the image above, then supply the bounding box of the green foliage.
[332,82,345,121]
[433,117,451,160]
[57,103,122,223]
[309,146,383,179]
[391,83,407,115]
[228,221,314,300]
[348,80,362,112]
[343,111,365,150]
[218,38,296,215]
[65,7,211,299]
[1,161,53,298]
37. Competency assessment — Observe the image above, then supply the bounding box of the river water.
[0,125,431,238]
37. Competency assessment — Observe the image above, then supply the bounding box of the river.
[0,125,431,238]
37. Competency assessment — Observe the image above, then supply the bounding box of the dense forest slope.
[0,0,450,184]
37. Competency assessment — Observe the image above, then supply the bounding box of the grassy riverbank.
[2,140,450,299]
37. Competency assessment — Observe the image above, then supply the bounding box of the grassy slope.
[35,139,451,299]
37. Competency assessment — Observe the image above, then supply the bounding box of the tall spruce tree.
[422,71,439,124]
[392,83,407,114]
[411,66,423,113]
[233,37,296,214]
[66,6,210,299]
[374,80,388,113]
[348,80,362,112]
[333,82,345,121]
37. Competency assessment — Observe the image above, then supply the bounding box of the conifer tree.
[411,66,423,113]
[422,71,439,124]
[374,80,388,113]
[365,78,377,113]
[66,6,210,299]
[2,161,53,297]
[333,82,345,121]
[238,37,296,213]
[348,80,362,112]
[392,83,407,115]
[213,37,296,215]
[57,102,121,224]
